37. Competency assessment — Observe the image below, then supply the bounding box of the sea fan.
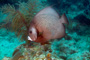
[0,0,46,43]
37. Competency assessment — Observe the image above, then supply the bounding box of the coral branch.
[16,10,29,31]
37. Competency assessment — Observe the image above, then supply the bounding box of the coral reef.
[2,30,90,60]
[2,43,63,60]
[0,0,90,60]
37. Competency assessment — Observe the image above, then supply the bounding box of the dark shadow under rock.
[74,14,90,26]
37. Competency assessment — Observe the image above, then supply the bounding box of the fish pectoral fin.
[38,32,43,36]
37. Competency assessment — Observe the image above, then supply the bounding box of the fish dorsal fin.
[60,13,69,24]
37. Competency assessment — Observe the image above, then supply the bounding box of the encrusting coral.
[2,43,64,60]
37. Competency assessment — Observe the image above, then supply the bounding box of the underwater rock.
[67,51,90,60]
[0,0,27,5]
[2,32,90,60]
[2,43,64,60]
[2,57,11,60]
[74,14,90,26]
[51,39,78,59]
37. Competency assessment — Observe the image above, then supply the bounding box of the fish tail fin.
[60,13,69,24]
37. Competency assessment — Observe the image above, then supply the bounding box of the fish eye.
[29,31,32,33]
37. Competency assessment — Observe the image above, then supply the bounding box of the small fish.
[28,6,69,44]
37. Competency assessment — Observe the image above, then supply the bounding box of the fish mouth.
[27,36,33,41]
